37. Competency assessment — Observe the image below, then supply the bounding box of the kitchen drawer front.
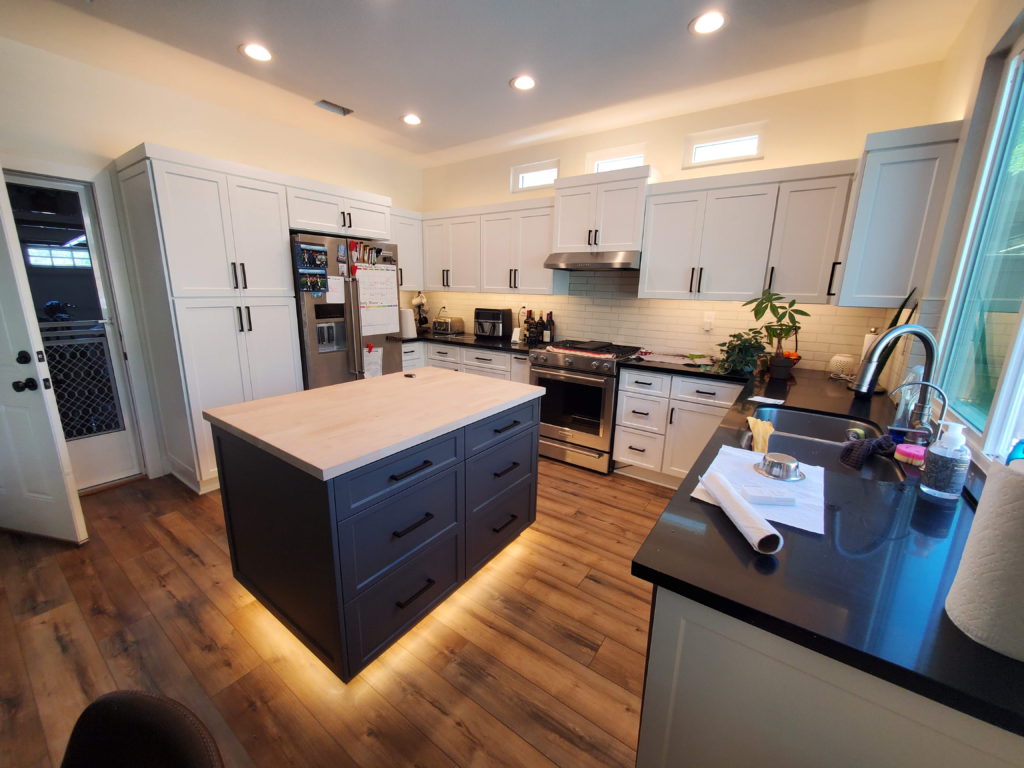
[466,475,534,577]
[344,532,461,671]
[428,359,461,371]
[464,400,540,457]
[334,429,463,516]
[671,376,743,407]
[427,343,458,362]
[466,426,538,517]
[461,364,510,381]
[402,357,425,371]
[612,426,666,471]
[459,348,510,371]
[616,392,669,434]
[620,369,672,398]
[338,465,463,602]
[402,343,424,363]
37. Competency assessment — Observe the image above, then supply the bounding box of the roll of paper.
[698,471,784,554]
[860,333,879,368]
[399,308,417,339]
[945,461,1024,661]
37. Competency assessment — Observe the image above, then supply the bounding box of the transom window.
[586,144,646,175]
[511,159,559,193]
[594,154,645,173]
[691,135,760,165]
[25,246,92,268]
[682,122,766,169]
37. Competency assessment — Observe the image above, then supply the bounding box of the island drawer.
[344,532,461,670]
[464,400,539,457]
[459,348,511,371]
[334,430,464,516]
[466,475,533,577]
[465,426,537,517]
[338,465,463,602]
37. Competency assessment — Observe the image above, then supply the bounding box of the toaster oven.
[431,317,465,335]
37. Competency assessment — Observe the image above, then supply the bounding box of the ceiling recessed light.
[511,75,536,90]
[240,43,272,61]
[689,11,727,34]
[403,114,421,125]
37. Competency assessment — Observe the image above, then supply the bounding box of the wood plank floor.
[0,459,673,768]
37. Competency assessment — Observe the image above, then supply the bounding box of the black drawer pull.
[629,445,646,453]
[493,461,520,478]
[493,420,521,434]
[631,410,649,416]
[392,512,434,539]
[396,578,436,609]
[404,349,415,354]
[634,380,652,386]
[475,356,493,362]
[437,350,449,355]
[695,389,717,396]
[492,514,519,534]
[389,459,433,482]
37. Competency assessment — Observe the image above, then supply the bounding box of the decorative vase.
[768,356,798,379]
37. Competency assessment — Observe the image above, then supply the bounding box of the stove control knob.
[602,362,612,371]
[538,355,548,363]
[591,361,600,370]
[529,353,537,361]
[564,357,574,365]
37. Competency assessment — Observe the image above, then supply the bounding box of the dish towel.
[698,471,783,554]
[945,461,1024,661]
[839,434,896,470]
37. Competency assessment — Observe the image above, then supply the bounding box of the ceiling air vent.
[315,100,353,117]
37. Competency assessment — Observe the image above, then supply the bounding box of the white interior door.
[227,176,294,297]
[595,178,646,251]
[639,192,707,300]
[515,208,555,294]
[422,220,450,291]
[0,178,85,542]
[553,185,598,252]
[242,298,304,401]
[481,211,516,293]
[448,216,481,291]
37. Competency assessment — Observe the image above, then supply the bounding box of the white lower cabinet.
[428,359,461,372]
[613,428,666,471]
[461,365,509,380]
[401,342,425,371]
[616,392,669,433]
[511,354,531,384]
[459,348,510,371]
[662,400,729,479]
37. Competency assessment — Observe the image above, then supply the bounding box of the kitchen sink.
[751,407,883,442]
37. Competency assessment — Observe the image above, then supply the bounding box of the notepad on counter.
[748,395,785,405]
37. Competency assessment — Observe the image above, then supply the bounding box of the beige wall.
[422,63,943,211]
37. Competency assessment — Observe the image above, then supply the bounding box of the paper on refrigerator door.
[354,264,399,335]
[362,346,383,378]
[325,275,345,304]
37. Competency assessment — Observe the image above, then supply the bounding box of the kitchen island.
[203,367,543,682]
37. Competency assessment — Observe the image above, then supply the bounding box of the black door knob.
[12,378,38,393]
[16,350,31,364]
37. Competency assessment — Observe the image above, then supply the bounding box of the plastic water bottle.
[920,422,972,500]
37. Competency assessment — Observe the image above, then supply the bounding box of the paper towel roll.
[860,333,879,367]
[945,461,1024,661]
[698,471,784,554]
[399,308,417,339]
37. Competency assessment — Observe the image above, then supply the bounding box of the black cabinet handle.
[628,445,646,453]
[393,512,435,539]
[587,229,593,246]
[436,350,449,356]
[634,380,652,386]
[389,459,433,482]
[594,229,599,245]
[236,306,244,333]
[245,306,252,332]
[11,378,38,393]
[396,578,436,609]
[404,348,415,354]
[492,514,519,534]
[768,266,774,291]
[509,269,514,289]
[697,267,704,293]
[493,419,521,434]
[689,267,695,293]
[475,357,493,362]
[514,269,519,288]
[631,410,650,416]
[493,461,520,478]
[670,407,675,425]
[399,268,403,286]
[231,262,239,289]
[695,389,716,396]
[826,261,841,296]
[348,212,353,228]
[16,350,31,364]
[240,263,248,289]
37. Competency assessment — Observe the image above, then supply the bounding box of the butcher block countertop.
[203,367,544,481]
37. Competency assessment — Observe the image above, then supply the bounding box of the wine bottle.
[540,311,550,343]
[546,312,555,342]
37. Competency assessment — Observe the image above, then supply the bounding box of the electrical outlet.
[703,312,714,331]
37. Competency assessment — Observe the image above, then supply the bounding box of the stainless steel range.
[528,340,640,473]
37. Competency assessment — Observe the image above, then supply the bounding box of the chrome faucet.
[853,324,947,445]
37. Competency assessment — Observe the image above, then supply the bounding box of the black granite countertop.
[399,331,532,353]
[632,368,1024,736]
[619,357,749,383]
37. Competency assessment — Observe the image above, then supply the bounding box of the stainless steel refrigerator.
[291,232,402,389]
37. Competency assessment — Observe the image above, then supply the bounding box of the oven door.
[530,367,615,453]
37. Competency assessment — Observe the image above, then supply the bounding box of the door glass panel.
[537,375,605,435]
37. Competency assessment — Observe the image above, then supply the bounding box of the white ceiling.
[57,0,975,161]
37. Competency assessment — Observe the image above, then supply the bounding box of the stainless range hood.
[543,250,641,270]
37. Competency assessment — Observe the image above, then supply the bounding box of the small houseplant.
[702,329,767,375]
[744,290,809,378]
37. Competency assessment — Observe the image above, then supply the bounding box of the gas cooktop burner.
[528,340,641,375]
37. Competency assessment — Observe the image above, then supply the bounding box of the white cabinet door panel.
[393,216,423,292]
[448,216,481,292]
[227,177,293,297]
[839,142,957,307]
[346,198,391,240]
[174,299,251,481]
[461,365,510,380]
[243,298,303,401]
[286,187,345,234]
[639,192,706,300]
[662,401,727,479]
[515,208,555,294]
[153,162,237,298]
[766,177,850,304]
[613,427,665,471]
[617,392,669,434]
[595,178,645,251]
[428,359,461,371]
[422,220,450,291]
[553,186,598,252]
[511,355,531,384]
[696,184,779,302]
[481,211,516,293]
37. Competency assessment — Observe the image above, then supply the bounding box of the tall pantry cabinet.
[118,157,302,494]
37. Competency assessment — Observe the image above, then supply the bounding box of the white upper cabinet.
[448,216,481,292]
[552,167,648,254]
[695,184,779,302]
[480,206,555,294]
[839,138,958,307]
[152,162,237,298]
[346,198,391,240]
[481,211,516,292]
[594,178,646,251]
[639,192,707,300]
[226,177,293,297]
[286,187,346,234]
[553,186,599,253]
[242,298,304,401]
[391,215,423,292]
[766,177,851,304]
[422,219,450,291]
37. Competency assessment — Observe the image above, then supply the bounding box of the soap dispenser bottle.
[920,422,972,500]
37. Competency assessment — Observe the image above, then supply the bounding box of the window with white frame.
[939,40,1024,462]
[586,144,646,174]
[682,122,766,169]
[510,159,559,193]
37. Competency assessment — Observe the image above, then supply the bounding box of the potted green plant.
[697,329,767,375]
[744,290,810,379]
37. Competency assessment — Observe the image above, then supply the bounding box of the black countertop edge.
[394,332,533,353]
[618,358,750,383]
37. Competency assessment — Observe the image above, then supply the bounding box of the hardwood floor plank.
[572,505,656,540]
[540,474,655,514]
[432,591,641,750]
[589,638,646,697]
[502,538,590,587]
[520,528,637,586]
[121,548,261,696]
[144,512,253,615]
[578,570,652,621]
[87,506,161,564]
[535,490,581,517]
[54,547,150,642]
[115,475,193,520]
[533,516,641,562]
[540,483,659,526]
[228,600,455,768]
[0,534,75,622]
[0,587,49,768]
[538,461,673,501]
[16,601,117,763]
[476,550,537,589]
[213,663,358,768]
[99,615,256,768]
[179,493,232,556]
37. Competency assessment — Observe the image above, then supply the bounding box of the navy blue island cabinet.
[209,393,540,683]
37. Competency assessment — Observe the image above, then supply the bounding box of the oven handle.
[538,437,603,459]
[530,367,615,389]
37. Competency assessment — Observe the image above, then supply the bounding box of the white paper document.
[691,445,825,534]
[355,264,399,335]
[325,276,345,304]
[362,346,383,378]
[748,395,785,405]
